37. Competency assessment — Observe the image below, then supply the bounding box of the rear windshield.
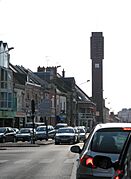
[91,128,131,154]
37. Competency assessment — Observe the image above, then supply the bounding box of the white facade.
[118,108,131,122]
[0,42,9,68]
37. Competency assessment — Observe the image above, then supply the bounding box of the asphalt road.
[0,141,82,179]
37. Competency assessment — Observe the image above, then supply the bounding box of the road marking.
[0,160,8,163]
[39,159,54,163]
[14,159,31,164]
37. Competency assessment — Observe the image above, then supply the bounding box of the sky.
[0,0,131,114]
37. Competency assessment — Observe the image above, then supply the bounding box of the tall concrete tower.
[90,32,104,123]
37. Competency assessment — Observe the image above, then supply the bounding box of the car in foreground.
[0,127,16,143]
[16,128,36,142]
[55,126,78,144]
[36,125,54,141]
[70,123,131,179]
[93,131,131,179]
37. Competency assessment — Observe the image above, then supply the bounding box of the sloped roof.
[9,63,48,87]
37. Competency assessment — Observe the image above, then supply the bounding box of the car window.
[36,126,46,131]
[20,129,31,133]
[0,128,6,133]
[79,128,85,133]
[91,129,129,154]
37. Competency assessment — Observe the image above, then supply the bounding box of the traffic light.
[31,99,35,114]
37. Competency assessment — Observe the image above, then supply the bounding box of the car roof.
[55,123,67,125]
[58,126,74,130]
[94,123,131,131]
[37,125,53,128]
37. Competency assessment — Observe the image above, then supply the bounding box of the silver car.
[70,123,131,179]
[55,127,78,144]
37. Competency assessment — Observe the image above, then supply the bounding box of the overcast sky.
[0,0,131,114]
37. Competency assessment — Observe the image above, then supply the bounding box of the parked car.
[70,123,131,179]
[16,128,36,142]
[77,127,86,141]
[73,127,80,143]
[0,127,16,143]
[13,128,19,134]
[36,125,54,141]
[55,126,78,145]
[25,122,45,129]
[48,129,56,139]
[93,131,131,179]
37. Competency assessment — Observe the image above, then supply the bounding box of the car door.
[5,127,15,142]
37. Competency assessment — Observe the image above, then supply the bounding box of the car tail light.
[114,169,124,179]
[122,127,131,131]
[80,155,96,168]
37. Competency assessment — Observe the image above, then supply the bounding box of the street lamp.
[8,47,14,52]
[79,80,90,85]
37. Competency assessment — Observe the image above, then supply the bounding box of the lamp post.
[31,99,35,144]
[79,80,91,97]
[79,80,90,85]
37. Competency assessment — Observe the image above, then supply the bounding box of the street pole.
[44,116,48,141]
[31,99,35,144]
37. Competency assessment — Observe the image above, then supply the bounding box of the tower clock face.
[95,63,100,68]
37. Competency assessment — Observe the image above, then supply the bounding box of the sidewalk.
[0,139,54,148]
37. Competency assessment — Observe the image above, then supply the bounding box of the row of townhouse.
[0,41,96,129]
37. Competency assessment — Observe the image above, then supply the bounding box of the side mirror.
[93,155,115,169]
[70,145,82,154]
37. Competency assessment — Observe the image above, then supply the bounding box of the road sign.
[39,99,52,116]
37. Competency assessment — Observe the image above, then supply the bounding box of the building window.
[0,82,7,89]
[0,92,8,108]
[8,93,12,108]
[0,92,13,108]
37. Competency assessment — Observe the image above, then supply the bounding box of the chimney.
[62,69,65,78]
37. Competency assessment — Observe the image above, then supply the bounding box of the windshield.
[36,127,46,131]
[79,128,85,133]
